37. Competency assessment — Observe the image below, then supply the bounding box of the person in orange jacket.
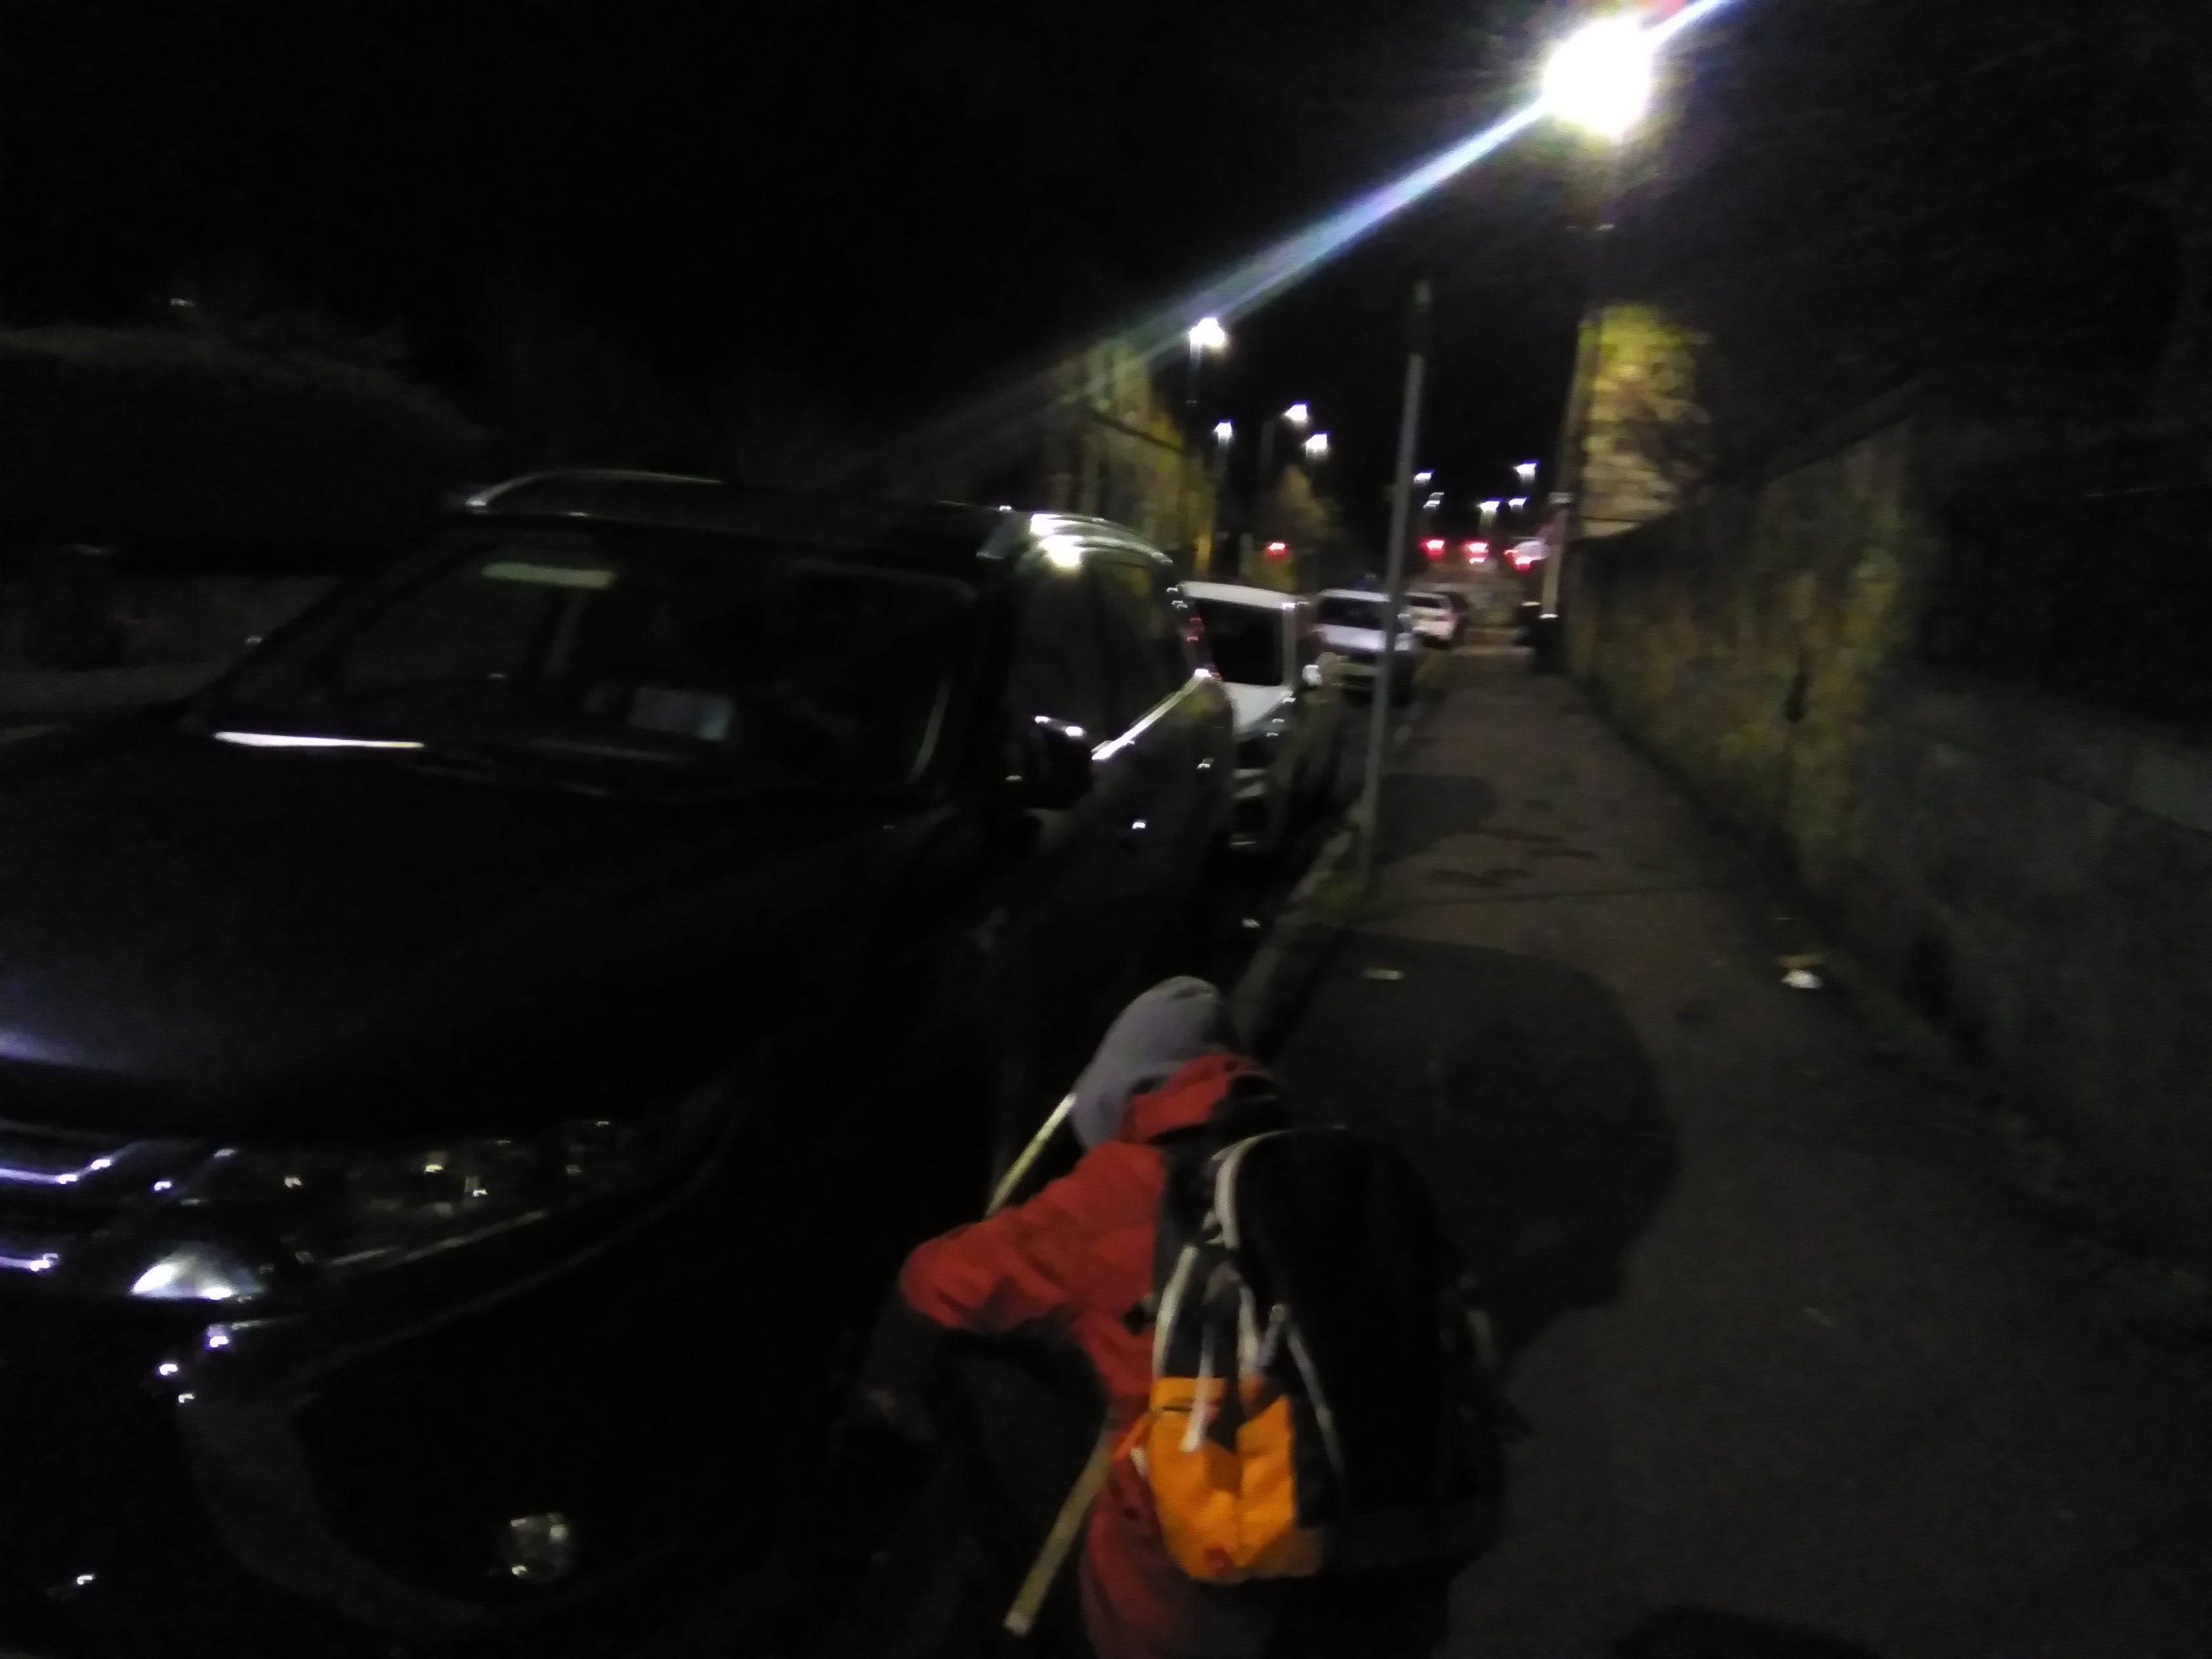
[857,978,1452,1659]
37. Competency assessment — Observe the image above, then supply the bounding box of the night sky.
[1,1,1690,538]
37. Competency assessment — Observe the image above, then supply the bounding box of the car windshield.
[203,526,975,793]
[1191,598,1284,687]
[1317,596,1389,630]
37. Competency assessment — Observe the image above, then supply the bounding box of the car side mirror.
[1011,718,1094,811]
[1301,661,1325,691]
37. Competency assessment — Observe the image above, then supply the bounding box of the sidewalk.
[1268,658,2212,1658]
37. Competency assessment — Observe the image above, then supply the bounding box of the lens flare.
[863,0,1744,485]
[1542,16,1657,140]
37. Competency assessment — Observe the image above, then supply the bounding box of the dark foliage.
[0,327,485,573]
[1629,0,2212,466]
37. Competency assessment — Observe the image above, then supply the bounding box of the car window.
[1091,555,1191,731]
[1191,597,1285,689]
[1007,562,1114,742]
[211,527,972,792]
[1317,595,1388,630]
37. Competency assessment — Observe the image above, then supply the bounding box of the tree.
[1626,0,2212,461]
[1252,466,1344,592]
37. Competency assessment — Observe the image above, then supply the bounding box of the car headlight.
[138,1110,703,1300]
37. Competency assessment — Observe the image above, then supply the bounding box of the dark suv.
[0,472,1233,1654]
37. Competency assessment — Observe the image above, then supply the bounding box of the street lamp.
[1185,315,1229,415]
[1536,15,1660,664]
[1414,470,1435,487]
[1258,401,1315,481]
[1212,419,1235,445]
[1479,498,1502,533]
[1515,460,1540,489]
[1541,15,1657,140]
[1303,431,1330,461]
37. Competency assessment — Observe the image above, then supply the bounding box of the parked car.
[1183,581,1347,855]
[1406,589,1460,648]
[0,472,1234,1656]
[1313,588,1419,705]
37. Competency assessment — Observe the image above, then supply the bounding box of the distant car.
[1313,588,1418,706]
[1184,581,1347,854]
[0,472,1235,1654]
[1406,590,1459,648]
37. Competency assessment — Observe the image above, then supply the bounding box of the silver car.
[1313,588,1419,707]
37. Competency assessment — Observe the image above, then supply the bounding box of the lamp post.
[1255,401,1312,488]
[1183,319,1229,574]
[1357,278,1431,888]
[1534,16,1656,670]
[1208,421,1235,579]
[1293,430,1332,591]
[1185,316,1228,417]
[1251,402,1313,582]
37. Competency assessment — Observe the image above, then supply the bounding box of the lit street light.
[1515,460,1540,489]
[1541,15,1658,140]
[1479,498,1502,533]
[1414,470,1435,487]
[1187,316,1229,354]
[1212,419,1235,445]
[1303,430,1331,461]
[1185,315,1229,417]
[1508,495,1528,513]
[1284,402,1311,427]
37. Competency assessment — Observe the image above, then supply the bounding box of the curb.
[1229,676,1441,1055]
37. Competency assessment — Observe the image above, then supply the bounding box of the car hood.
[0,728,909,1140]
[1223,684,1292,737]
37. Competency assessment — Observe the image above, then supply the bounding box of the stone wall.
[1568,417,2212,1266]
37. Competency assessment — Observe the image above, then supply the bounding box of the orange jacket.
[897,1051,1284,1659]
[898,1050,1262,1423]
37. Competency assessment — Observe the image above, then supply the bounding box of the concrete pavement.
[1268,657,2212,1658]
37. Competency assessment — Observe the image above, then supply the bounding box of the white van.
[1184,581,1347,853]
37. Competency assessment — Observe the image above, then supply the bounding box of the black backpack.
[1129,1110,1507,1584]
